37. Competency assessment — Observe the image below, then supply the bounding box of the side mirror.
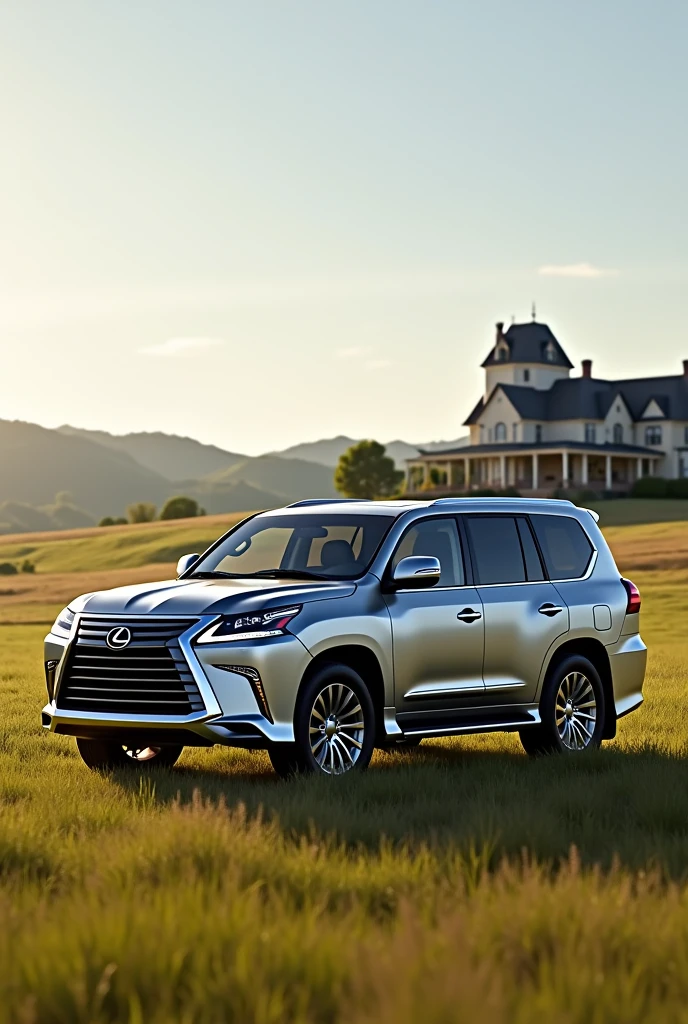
[176,553,200,577]
[390,555,441,590]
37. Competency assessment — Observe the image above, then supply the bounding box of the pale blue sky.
[1,0,686,453]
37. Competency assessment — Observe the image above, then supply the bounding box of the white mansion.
[406,319,688,495]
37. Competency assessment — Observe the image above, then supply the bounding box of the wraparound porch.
[406,445,664,496]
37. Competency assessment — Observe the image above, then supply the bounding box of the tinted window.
[194,513,394,579]
[530,514,593,580]
[392,518,464,587]
[516,518,545,581]
[466,516,525,585]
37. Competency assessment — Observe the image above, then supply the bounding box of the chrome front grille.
[56,617,205,716]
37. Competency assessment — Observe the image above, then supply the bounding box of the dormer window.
[496,343,509,362]
[544,341,557,363]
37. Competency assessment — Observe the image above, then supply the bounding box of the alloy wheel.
[309,683,365,774]
[124,746,163,762]
[555,671,597,750]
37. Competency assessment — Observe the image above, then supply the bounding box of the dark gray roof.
[481,322,574,369]
[464,374,688,426]
[416,440,663,458]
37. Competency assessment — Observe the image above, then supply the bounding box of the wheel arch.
[298,645,387,743]
[541,637,616,739]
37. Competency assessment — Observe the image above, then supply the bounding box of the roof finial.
[531,301,537,321]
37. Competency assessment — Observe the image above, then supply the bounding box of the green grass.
[2,556,688,1021]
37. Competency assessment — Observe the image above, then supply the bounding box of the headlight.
[51,607,76,639]
[195,606,301,644]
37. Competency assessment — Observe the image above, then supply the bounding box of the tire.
[76,737,183,770]
[519,654,605,757]
[269,663,376,778]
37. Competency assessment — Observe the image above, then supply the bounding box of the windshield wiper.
[247,569,330,580]
[187,570,241,579]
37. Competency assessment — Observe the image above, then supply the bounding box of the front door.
[384,517,485,718]
[463,514,569,704]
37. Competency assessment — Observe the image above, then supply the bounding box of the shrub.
[99,517,115,527]
[159,496,200,521]
[631,477,669,498]
[20,560,35,574]
[667,479,688,499]
[127,502,157,524]
[0,562,18,575]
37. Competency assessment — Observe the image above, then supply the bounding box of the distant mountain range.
[0,419,468,533]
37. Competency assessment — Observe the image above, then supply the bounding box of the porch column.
[636,456,643,480]
[446,461,452,488]
[581,452,589,485]
[422,462,430,487]
[562,450,569,487]
[605,454,612,490]
[499,454,506,488]
[464,458,469,490]
[532,452,539,491]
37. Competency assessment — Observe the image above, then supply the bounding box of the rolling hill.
[273,434,469,467]
[58,425,246,480]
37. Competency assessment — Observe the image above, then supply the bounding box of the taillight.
[621,578,641,614]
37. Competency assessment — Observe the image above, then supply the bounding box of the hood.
[73,577,357,617]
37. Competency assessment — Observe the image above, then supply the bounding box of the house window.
[613,424,623,445]
[495,422,506,442]
[545,342,556,362]
[645,425,663,446]
[523,369,530,382]
[512,423,518,442]
[585,423,597,444]
[535,424,543,443]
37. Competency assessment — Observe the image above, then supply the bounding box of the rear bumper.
[607,633,647,719]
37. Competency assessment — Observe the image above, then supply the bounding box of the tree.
[127,502,157,524]
[159,495,200,521]
[334,440,404,500]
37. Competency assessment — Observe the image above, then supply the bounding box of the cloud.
[537,263,619,279]
[139,337,225,357]
[335,346,368,359]
[366,358,392,370]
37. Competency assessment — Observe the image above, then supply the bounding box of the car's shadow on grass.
[110,737,688,877]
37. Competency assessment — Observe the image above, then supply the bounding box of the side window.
[516,518,545,581]
[391,518,465,587]
[466,516,525,584]
[530,515,594,580]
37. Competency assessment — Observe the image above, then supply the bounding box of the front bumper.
[43,615,312,747]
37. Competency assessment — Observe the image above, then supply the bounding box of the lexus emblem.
[106,626,132,650]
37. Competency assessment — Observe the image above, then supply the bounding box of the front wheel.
[269,664,376,778]
[519,654,605,756]
[76,737,183,770]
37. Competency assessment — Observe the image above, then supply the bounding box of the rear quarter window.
[530,514,594,580]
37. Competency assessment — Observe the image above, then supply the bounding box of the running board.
[400,709,541,739]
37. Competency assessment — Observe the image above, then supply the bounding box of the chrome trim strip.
[403,712,541,738]
[404,684,485,699]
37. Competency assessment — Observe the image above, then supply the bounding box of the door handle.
[457,608,482,622]
[539,603,564,617]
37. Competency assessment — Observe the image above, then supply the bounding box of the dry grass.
[1,517,688,1021]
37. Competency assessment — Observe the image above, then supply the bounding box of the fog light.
[217,665,273,723]
[44,660,59,702]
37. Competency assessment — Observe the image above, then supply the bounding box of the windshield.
[189,513,395,580]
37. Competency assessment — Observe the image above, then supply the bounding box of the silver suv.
[42,498,646,776]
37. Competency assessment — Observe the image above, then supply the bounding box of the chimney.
[495,322,504,342]
[582,359,592,378]
[683,360,688,378]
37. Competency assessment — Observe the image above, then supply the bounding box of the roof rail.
[431,496,574,506]
[287,498,367,508]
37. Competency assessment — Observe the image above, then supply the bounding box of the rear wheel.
[519,654,605,756]
[269,664,376,778]
[76,737,183,770]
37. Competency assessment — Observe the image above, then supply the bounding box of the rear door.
[463,514,569,704]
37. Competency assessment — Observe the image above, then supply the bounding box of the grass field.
[2,514,688,1021]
